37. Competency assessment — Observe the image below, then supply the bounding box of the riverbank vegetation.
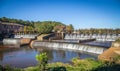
[0,53,120,71]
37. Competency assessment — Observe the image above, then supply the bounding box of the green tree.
[66,24,74,34]
[36,53,48,71]
[34,23,53,34]
[23,26,34,34]
[0,17,8,22]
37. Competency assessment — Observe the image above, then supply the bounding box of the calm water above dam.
[0,41,111,68]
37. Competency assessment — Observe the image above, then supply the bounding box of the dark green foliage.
[91,64,120,71]
[0,65,3,71]
[0,65,23,71]
[48,66,66,71]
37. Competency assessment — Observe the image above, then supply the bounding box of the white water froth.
[33,41,106,54]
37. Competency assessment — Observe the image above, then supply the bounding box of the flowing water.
[32,41,111,54]
[0,41,111,68]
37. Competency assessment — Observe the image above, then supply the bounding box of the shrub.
[36,53,48,71]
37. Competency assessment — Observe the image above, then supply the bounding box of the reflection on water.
[0,45,98,68]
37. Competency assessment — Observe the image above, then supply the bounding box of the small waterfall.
[32,41,106,54]
[64,34,120,41]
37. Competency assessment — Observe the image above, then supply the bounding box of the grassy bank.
[1,57,120,71]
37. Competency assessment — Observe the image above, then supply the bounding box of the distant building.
[53,25,66,39]
[54,25,66,33]
[0,21,24,34]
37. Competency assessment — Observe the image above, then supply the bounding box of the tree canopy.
[0,17,66,34]
[66,24,74,34]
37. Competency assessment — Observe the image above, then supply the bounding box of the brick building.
[0,21,24,34]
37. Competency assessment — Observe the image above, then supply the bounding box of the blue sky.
[0,0,120,29]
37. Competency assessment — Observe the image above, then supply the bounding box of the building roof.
[54,25,66,29]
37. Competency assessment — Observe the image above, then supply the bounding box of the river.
[0,41,111,68]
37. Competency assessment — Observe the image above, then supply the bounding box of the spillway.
[31,41,107,54]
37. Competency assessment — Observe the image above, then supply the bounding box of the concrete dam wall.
[31,41,107,54]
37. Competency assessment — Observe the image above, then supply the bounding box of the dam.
[31,41,108,54]
[2,33,113,54]
[0,33,113,68]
